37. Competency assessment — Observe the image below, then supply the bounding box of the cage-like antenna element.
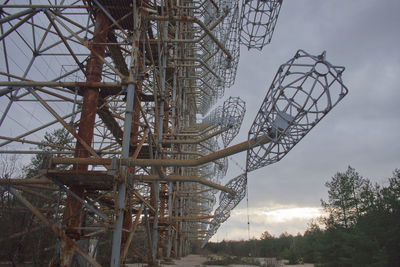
[222,4,241,88]
[202,96,246,147]
[221,96,246,147]
[246,50,348,172]
[202,106,223,126]
[201,172,248,247]
[239,0,283,50]
[217,173,247,221]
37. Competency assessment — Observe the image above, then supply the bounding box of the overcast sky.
[212,0,400,241]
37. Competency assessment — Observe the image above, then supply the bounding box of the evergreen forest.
[204,166,400,267]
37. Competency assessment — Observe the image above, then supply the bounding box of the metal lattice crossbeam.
[246,50,348,172]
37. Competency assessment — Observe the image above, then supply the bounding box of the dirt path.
[125,254,314,267]
[168,254,209,266]
[125,254,210,267]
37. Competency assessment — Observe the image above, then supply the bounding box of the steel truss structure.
[0,1,347,266]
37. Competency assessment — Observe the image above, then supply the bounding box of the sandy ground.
[126,254,315,267]
[126,254,209,267]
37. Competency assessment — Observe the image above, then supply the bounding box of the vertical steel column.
[151,182,160,263]
[110,80,134,266]
[166,181,173,258]
[110,2,139,265]
[167,27,179,258]
[121,26,144,258]
[61,10,109,265]
[178,183,184,257]
[151,4,170,261]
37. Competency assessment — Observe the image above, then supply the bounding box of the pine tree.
[0,128,73,264]
[23,128,73,177]
[321,166,369,228]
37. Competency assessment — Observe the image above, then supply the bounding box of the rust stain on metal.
[61,10,111,265]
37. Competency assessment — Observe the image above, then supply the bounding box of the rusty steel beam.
[0,4,87,8]
[61,10,110,265]
[35,87,83,103]
[171,215,214,221]
[161,150,204,157]
[0,135,73,150]
[108,31,129,76]
[0,206,53,213]
[13,185,55,201]
[120,204,144,264]
[133,174,234,195]
[51,135,272,168]
[182,230,208,233]
[175,124,217,137]
[161,126,230,145]
[97,97,124,145]
[0,178,52,185]
[0,80,123,88]
[179,123,214,134]
[0,150,75,155]
[132,128,149,159]
[133,189,156,214]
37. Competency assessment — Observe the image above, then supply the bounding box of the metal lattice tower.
[0,1,348,266]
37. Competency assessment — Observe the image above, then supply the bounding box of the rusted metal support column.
[61,10,109,265]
